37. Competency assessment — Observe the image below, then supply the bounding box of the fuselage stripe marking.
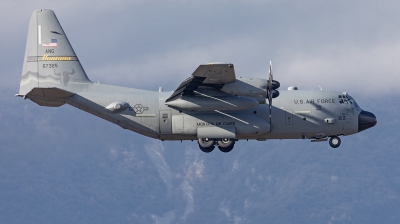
[214,110,249,124]
[194,90,237,107]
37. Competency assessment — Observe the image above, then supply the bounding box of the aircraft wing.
[165,63,235,102]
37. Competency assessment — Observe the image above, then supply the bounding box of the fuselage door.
[159,109,172,133]
[285,109,293,125]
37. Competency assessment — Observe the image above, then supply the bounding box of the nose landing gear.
[198,138,235,153]
[329,136,341,148]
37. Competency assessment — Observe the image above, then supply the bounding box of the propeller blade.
[269,61,273,83]
[267,61,280,130]
[268,61,273,125]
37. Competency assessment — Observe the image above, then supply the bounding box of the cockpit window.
[347,95,360,108]
[339,94,355,105]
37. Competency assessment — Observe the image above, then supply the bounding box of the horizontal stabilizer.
[20,87,74,107]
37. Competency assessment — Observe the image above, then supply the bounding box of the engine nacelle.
[222,78,267,97]
[165,95,259,111]
[221,78,280,97]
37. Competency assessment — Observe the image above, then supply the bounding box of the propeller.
[267,61,280,125]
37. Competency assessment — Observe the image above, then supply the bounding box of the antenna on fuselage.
[318,85,323,91]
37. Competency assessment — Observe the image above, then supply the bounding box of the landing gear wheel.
[329,136,341,148]
[218,145,234,153]
[198,138,216,153]
[217,139,235,153]
[199,145,215,153]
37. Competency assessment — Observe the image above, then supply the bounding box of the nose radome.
[358,110,377,132]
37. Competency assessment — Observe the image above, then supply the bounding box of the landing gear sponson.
[199,136,341,152]
[198,138,235,153]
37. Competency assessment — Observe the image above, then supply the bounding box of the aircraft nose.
[358,110,377,132]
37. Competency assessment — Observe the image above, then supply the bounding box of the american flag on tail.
[42,39,57,47]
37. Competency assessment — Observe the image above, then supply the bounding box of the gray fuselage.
[68,83,360,141]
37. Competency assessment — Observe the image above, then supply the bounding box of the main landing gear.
[329,136,341,148]
[198,138,215,153]
[198,138,235,153]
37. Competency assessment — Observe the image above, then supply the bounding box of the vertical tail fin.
[19,9,91,95]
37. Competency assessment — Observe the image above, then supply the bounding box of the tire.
[329,136,341,148]
[199,145,215,153]
[217,138,234,147]
[198,138,215,148]
[217,139,235,153]
[218,145,234,153]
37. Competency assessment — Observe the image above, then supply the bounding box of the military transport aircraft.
[17,10,377,153]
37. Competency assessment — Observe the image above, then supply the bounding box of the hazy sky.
[2,0,400,96]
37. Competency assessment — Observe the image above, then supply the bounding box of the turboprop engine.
[221,78,280,100]
[165,95,259,111]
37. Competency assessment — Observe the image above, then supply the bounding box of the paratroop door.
[159,109,172,133]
